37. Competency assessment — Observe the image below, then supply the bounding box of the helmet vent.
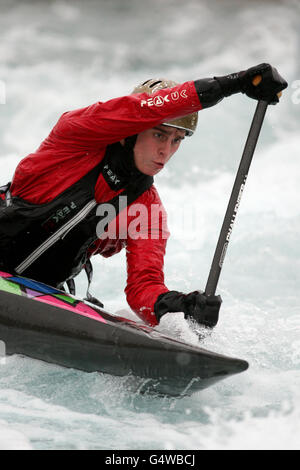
[141,79,152,86]
[149,80,162,88]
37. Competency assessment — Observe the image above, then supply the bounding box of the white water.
[0,0,299,450]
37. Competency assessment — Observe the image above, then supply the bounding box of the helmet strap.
[124,134,138,151]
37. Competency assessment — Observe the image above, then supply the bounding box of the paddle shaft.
[205,100,268,297]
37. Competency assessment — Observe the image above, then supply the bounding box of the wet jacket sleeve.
[124,187,170,326]
[52,81,201,149]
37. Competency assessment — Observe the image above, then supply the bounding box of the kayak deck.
[0,272,248,396]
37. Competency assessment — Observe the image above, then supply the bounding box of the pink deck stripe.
[0,271,11,278]
[34,295,107,324]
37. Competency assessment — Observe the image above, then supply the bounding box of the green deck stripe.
[0,278,22,296]
[53,293,78,305]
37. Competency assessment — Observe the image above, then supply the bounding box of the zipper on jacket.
[15,199,97,274]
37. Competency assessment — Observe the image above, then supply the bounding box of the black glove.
[214,63,288,104]
[154,290,222,328]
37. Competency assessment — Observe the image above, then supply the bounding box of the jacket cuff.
[193,77,224,109]
[154,290,185,322]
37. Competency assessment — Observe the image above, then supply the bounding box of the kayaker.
[0,63,287,327]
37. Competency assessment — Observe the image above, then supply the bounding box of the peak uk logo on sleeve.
[141,90,188,107]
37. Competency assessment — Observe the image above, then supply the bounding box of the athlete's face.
[133,125,186,176]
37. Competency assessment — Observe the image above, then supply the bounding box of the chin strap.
[124,134,138,151]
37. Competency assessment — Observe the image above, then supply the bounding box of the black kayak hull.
[0,273,248,396]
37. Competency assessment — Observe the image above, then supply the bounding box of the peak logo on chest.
[103,164,122,189]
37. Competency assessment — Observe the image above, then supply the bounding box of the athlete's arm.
[124,187,170,326]
[53,81,200,149]
[49,63,287,152]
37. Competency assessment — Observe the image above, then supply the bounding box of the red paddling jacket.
[0,81,202,325]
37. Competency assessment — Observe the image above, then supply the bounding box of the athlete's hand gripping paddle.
[201,75,285,327]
